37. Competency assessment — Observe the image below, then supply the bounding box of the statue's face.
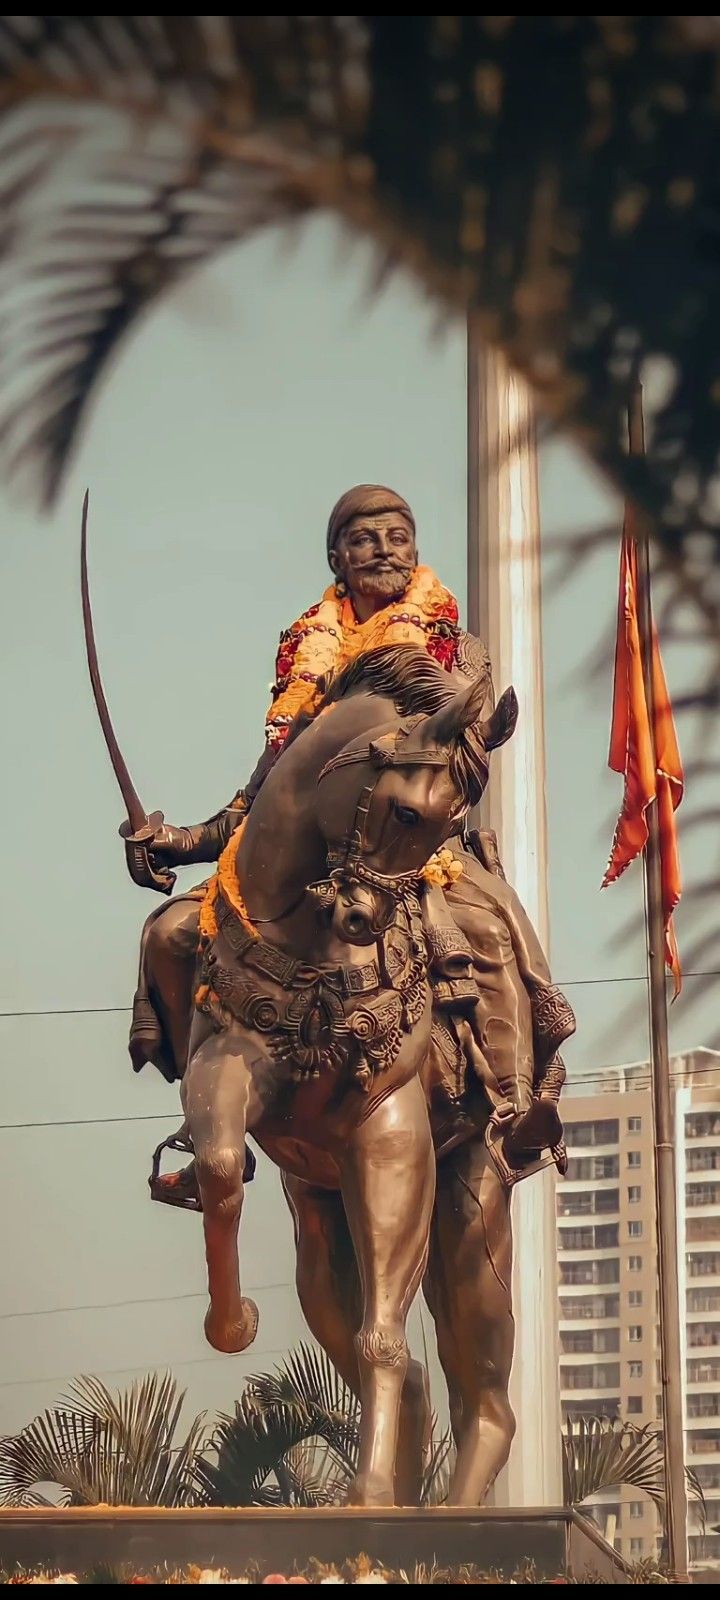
[330,511,417,603]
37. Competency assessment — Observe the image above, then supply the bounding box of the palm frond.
[562,1415,706,1527]
[0,1372,207,1507]
[247,1342,361,1474]
[193,1386,346,1508]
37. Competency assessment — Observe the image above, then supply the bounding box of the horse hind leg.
[184,1025,258,1354]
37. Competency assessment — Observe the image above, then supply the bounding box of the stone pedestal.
[0,1505,627,1581]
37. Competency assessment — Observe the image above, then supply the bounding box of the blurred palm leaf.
[0,15,719,621]
[0,1371,206,1507]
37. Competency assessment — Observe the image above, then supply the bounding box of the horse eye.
[394,803,420,827]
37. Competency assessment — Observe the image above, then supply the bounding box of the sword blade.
[80,489,147,834]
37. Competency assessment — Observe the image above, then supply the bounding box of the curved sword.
[81,490,175,894]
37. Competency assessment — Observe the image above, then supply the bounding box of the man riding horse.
[124,483,575,1504]
[129,484,574,1161]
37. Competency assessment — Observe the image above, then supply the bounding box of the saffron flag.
[602,526,684,996]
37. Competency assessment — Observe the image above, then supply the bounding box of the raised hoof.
[204,1298,259,1354]
[345,1473,396,1508]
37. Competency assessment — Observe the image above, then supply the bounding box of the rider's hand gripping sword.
[81,491,176,895]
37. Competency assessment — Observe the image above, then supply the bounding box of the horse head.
[313,669,518,944]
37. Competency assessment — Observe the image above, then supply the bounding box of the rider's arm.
[149,736,285,867]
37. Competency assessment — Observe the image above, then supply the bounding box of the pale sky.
[1,217,717,1440]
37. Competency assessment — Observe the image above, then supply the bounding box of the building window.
[688,1323,720,1350]
[627,1396,643,1415]
[687,1252,720,1277]
[630,1539,644,1557]
[629,1289,643,1307]
[566,1119,619,1148]
[628,1186,642,1204]
[687,1287,720,1314]
[630,1502,644,1520]
[629,1360,643,1378]
[628,1117,642,1134]
[687,1394,720,1419]
[687,1148,720,1173]
[628,1151,641,1168]
[628,1255,642,1271]
[687,1183,720,1208]
[686,1113,720,1140]
[629,1221,643,1239]
[629,1326,643,1343]
[688,1358,720,1384]
[595,1224,620,1249]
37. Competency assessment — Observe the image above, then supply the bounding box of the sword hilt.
[120,809,176,896]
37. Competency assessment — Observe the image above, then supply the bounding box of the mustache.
[357,558,414,575]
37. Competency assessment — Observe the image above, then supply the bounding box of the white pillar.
[467,324,562,1506]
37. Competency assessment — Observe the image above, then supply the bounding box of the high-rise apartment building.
[556,1049,720,1570]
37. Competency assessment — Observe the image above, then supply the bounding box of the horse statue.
[162,645,515,1507]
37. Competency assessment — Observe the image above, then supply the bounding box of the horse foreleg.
[184,1025,258,1354]
[340,1074,435,1507]
[424,1139,515,1506]
[282,1172,431,1505]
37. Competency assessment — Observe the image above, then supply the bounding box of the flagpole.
[628,382,689,1582]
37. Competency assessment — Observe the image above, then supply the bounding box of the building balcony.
[560,1316,621,1330]
[560,1386,621,1401]
[562,1176,620,1192]
[559,1348,620,1364]
[559,1279,620,1296]
[556,1245,621,1261]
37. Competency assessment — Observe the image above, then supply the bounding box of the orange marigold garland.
[196,821,257,1007]
[266,565,459,747]
[198,819,256,942]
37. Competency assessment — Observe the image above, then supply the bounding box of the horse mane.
[280,645,489,808]
[320,644,458,717]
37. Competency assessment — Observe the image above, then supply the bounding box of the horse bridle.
[316,723,461,904]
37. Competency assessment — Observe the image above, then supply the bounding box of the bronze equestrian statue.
[91,485,575,1506]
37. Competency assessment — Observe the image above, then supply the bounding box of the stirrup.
[148,1135,258,1211]
[149,1133,202,1212]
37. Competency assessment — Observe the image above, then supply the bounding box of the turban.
[326,484,415,562]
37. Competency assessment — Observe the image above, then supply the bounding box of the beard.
[351,563,414,601]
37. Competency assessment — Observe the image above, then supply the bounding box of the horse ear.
[418,674,491,749]
[480,686,518,751]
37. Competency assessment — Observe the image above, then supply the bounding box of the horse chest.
[196,894,428,1094]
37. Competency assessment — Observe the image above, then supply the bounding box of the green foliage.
[562,1414,705,1534]
[0,1371,205,1508]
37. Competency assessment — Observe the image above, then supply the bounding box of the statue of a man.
[129,485,574,1197]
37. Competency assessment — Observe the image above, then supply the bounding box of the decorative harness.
[196,725,458,1092]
